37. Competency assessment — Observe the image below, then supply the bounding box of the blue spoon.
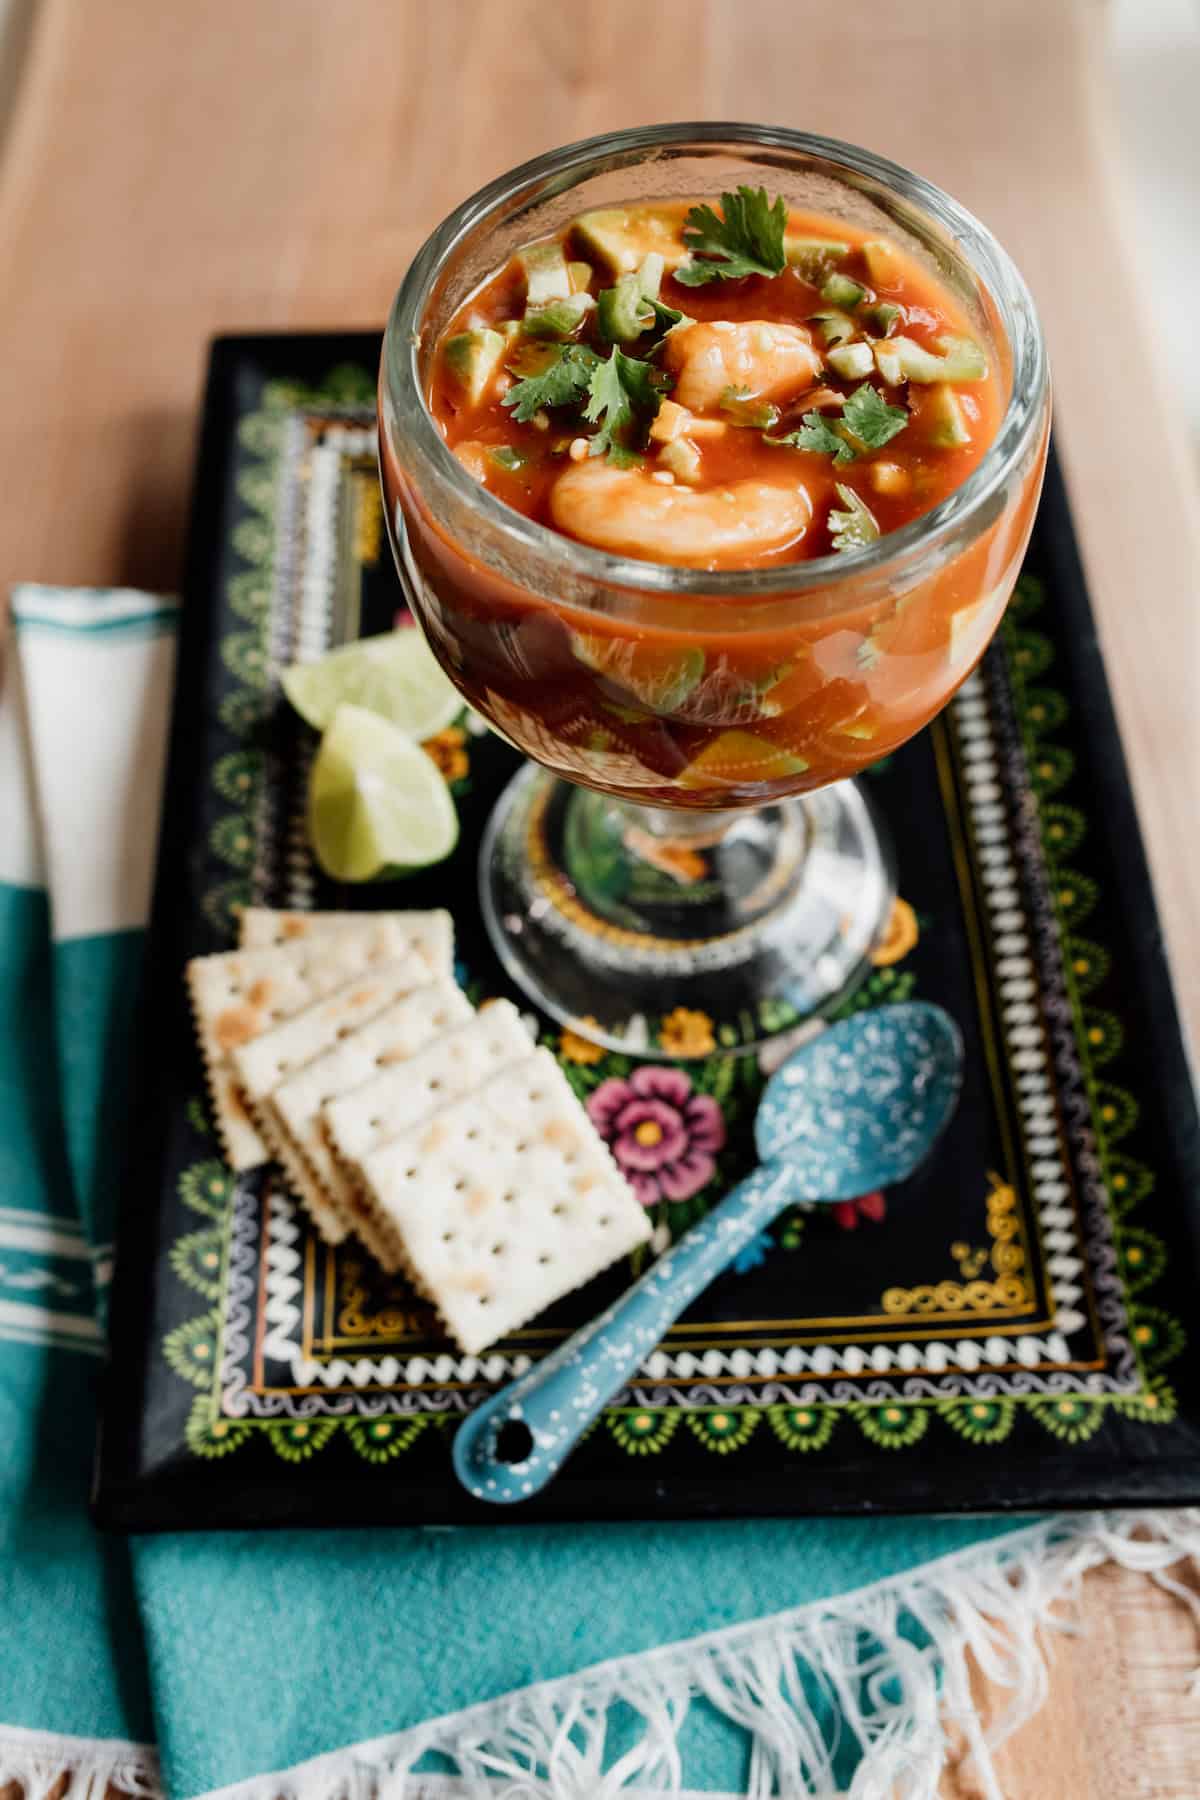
[453,1001,963,1504]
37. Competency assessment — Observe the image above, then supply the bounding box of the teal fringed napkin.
[3,584,1197,1800]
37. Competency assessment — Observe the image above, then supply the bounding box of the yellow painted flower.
[559,1018,606,1065]
[870,897,919,966]
[659,1007,716,1058]
[422,726,469,783]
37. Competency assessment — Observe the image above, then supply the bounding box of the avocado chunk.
[522,293,595,341]
[442,328,506,407]
[574,207,688,276]
[821,272,868,309]
[517,241,572,305]
[926,383,971,448]
[862,238,902,285]
[784,234,851,279]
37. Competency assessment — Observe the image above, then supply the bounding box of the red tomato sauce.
[382,202,1045,807]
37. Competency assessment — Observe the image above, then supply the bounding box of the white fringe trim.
[12,1514,1200,1800]
[0,1723,159,1798]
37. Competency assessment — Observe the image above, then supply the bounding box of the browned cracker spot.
[238,908,452,971]
[186,917,444,1170]
[228,957,440,1239]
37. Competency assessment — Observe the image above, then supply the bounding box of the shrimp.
[549,458,811,568]
[663,319,822,414]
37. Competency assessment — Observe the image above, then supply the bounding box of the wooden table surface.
[2,2,1198,1794]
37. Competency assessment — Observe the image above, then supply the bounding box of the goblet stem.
[479,767,895,1057]
[616,802,746,846]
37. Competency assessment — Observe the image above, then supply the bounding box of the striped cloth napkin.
[2,584,1197,1800]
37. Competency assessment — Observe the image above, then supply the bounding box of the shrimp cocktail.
[379,126,1049,1055]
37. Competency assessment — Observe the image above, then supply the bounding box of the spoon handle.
[452,1161,798,1504]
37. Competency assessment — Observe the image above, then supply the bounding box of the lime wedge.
[307,705,458,881]
[283,630,462,741]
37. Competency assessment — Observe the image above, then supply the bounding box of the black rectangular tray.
[95,333,1200,1530]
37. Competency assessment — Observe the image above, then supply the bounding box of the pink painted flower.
[587,1065,726,1206]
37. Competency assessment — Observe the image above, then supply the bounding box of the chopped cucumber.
[679,730,810,790]
[889,336,946,382]
[567,259,594,294]
[521,293,594,340]
[784,234,851,279]
[821,272,868,309]
[888,334,989,384]
[574,207,688,275]
[862,238,901,285]
[866,301,901,337]
[718,386,781,429]
[660,438,702,483]
[935,333,988,380]
[827,341,875,380]
[828,484,880,554]
[636,252,665,302]
[488,446,529,472]
[517,241,572,305]
[442,328,506,407]
[926,384,971,448]
[571,634,706,713]
[810,308,857,347]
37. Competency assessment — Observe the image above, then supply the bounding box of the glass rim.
[382,120,1049,599]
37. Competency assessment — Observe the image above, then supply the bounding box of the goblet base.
[479,766,896,1058]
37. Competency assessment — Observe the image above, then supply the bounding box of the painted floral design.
[346,1416,429,1464]
[185,1394,251,1460]
[767,1405,837,1453]
[423,725,469,784]
[608,1409,680,1455]
[938,1398,1016,1446]
[558,1018,606,1066]
[870,895,919,966]
[587,1065,725,1205]
[658,1006,717,1058]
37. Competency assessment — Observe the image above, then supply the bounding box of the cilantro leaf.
[503,344,600,423]
[828,483,880,554]
[841,383,908,450]
[765,414,856,465]
[647,298,687,338]
[675,186,788,286]
[584,349,667,460]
